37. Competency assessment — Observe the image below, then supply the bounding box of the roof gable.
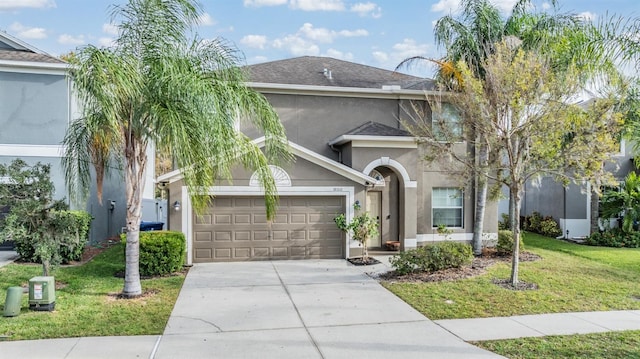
[0,32,65,65]
[157,137,377,186]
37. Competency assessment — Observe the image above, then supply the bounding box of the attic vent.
[323,68,332,80]
[382,85,401,90]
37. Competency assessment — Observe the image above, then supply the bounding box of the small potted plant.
[335,201,379,264]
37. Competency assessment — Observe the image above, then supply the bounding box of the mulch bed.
[347,256,381,266]
[380,249,542,291]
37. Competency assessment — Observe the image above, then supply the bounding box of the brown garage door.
[193,196,345,262]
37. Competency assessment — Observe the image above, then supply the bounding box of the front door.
[366,191,382,248]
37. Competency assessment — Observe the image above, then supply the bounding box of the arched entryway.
[366,167,400,248]
[363,158,418,251]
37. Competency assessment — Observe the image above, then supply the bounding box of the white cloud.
[58,34,86,46]
[298,23,368,43]
[0,0,55,11]
[431,0,517,14]
[272,34,320,56]
[350,2,381,18]
[240,34,268,49]
[373,38,429,69]
[98,37,116,48]
[372,51,388,63]
[431,0,460,13]
[243,0,287,7]
[197,13,215,26]
[577,11,596,21]
[9,22,47,39]
[290,0,345,11]
[249,55,269,64]
[102,23,118,36]
[324,48,353,61]
[541,2,551,10]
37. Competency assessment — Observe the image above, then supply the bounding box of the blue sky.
[0,0,636,77]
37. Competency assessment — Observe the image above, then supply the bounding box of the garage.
[192,196,345,262]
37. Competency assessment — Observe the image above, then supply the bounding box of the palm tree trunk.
[122,141,147,297]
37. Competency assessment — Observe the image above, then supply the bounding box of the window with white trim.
[433,103,462,140]
[432,187,463,228]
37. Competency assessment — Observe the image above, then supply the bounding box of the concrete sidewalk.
[0,250,18,268]
[436,310,640,342]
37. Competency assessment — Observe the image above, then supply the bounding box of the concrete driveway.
[155,260,502,359]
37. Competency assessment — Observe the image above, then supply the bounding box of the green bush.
[522,212,561,237]
[122,231,186,276]
[14,210,92,264]
[498,213,511,230]
[390,241,473,275]
[539,217,562,237]
[497,230,524,255]
[586,228,640,248]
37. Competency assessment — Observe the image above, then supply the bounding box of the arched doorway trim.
[362,157,417,188]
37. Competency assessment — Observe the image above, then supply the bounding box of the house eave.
[328,135,417,148]
[247,81,437,100]
[0,59,69,75]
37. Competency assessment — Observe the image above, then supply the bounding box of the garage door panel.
[193,196,345,262]
[195,248,213,260]
[254,231,270,241]
[194,232,212,242]
[195,214,212,225]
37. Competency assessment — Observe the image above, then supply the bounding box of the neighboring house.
[499,97,634,238]
[159,56,499,263]
[0,32,147,244]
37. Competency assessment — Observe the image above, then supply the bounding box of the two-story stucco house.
[0,32,138,245]
[159,56,499,264]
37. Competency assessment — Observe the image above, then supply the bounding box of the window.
[432,103,462,140]
[432,188,463,228]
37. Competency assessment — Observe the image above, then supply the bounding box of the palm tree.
[62,0,290,297]
[399,0,615,256]
[600,172,640,233]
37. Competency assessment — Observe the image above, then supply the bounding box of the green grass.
[475,330,640,358]
[0,243,185,341]
[382,232,640,320]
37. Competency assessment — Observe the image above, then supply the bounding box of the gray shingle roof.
[343,121,411,137]
[0,49,65,64]
[246,56,435,90]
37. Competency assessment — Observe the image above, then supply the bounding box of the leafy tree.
[0,159,84,276]
[63,0,290,297]
[398,0,617,255]
[412,42,622,286]
[334,202,379,261]
[600,172,640,233]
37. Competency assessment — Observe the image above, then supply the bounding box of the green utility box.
[3,286,23,317]
[28,276,55,311]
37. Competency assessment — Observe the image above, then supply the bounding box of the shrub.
[586,228,640,248]
[14,210,93,264]
[521,212,561,237]
[498,213,511,230]
[539,217,562,237]
[122,231,186,276]
[390,241,473,274]
[497,230,524,255]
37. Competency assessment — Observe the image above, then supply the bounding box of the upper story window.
[432,103,462,141]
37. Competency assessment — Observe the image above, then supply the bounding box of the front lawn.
[0,243,185,341]
[475,330,640,359]
[382,232,640,320]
